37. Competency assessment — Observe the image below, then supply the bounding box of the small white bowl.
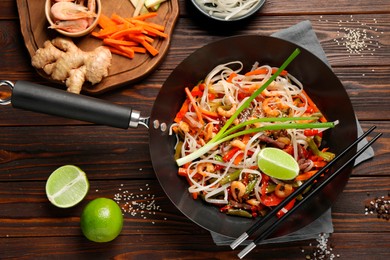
[191,0,266,22]
[45,0,102,37]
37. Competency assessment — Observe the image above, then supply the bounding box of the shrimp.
[49,19,89,33]
[51,2,96,21]
[275,183,293,198]
[262,97,289,117]
[86,0,96,26]
[231,139,246,150]
[231,181,246,202]
[197,163,215,177]
[87,0,96,12]
[217,104,237,117]
[203,123,215,142]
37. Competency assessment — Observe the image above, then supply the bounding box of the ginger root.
[31,37,112,94]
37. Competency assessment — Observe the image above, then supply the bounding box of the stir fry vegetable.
[171,52,337,219]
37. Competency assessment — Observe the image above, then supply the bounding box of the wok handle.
[11,81,142,129]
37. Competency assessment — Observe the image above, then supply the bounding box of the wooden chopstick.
[236,129,382,259]
[231,125,377,250]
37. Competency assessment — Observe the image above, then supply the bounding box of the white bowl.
[191,0,266,22]
[45,0,102,37]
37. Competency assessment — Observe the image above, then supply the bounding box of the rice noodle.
[195,0,261,21]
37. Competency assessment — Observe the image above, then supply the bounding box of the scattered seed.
[364,194,390,220]
[303,233,340,260]
[113,183,167,224]
[319,15,384,57]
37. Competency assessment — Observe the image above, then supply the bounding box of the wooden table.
[1,0,389,259]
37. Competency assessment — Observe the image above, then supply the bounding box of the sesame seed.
[302,233,340,260]
[112,183,168,223]
[324,16,384,57]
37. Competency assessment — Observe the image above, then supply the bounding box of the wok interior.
[150,35,357,238]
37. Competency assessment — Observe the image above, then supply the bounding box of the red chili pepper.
[261,193,283,207]
[283,144,294,155]
[220,205,232,213]
[208,93,216,101]
[237,91,250,101]
[304,129,319,136]
[222,147,240,162]
[214,164,224,171]
[198,83,206,91]
[276,199,296,218]
[260,174,270,196]
[190,90,203,97]
[313,161,327,168]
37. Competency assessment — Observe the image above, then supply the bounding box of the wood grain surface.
[1,0,389,259]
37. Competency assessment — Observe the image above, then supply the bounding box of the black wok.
[1,35,357,239]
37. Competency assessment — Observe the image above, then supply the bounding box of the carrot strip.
[103,38,138,47]
[107,47,134,59]
[111,13,132,26]
[131,19,165,33]
[185,87,204,125]
[97,13,117,29]
[245,68,268,76]
[174,99,190,123]
[141,40,159,56]
[110,27,145,39]
[227,72,237,83]
[143,35,155,43]
[199,107,218,118]
[131,46,147,53]
[128,12,158,21]
[295,170,318,181]
[94,12,167,59]
[245,67,288,76]
[132,20,167,38]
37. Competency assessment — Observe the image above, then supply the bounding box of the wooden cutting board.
[16,0,179,95]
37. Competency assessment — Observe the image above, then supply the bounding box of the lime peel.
[80,198,123,243]
[257,147,299,180]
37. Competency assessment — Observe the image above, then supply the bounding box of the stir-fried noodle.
[171,61,336,218]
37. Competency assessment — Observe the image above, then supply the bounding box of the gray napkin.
[211,20,375,246]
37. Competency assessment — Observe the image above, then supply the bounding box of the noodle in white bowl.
[192,0,266,21]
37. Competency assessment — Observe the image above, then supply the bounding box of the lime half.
[257,147,299,180]
[45,165,89,208]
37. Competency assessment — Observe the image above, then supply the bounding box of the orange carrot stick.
[131,46,147,53]
[107,47,134,59]
[117,45,135,59]
[131,19,165,33]
[110,27,145,39]
[111,13,133,26]
[185,87,204,125]
[132,20,167,38]
[97,13,117,29]
[103,38,138,47]
[128,12,158,21]
[141,40,159,56]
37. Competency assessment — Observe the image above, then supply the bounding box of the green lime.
[257,147,299,180]
[45,165,89,208]
[80,198,123,243]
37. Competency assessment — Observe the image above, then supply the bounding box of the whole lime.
[80,198,123,243]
